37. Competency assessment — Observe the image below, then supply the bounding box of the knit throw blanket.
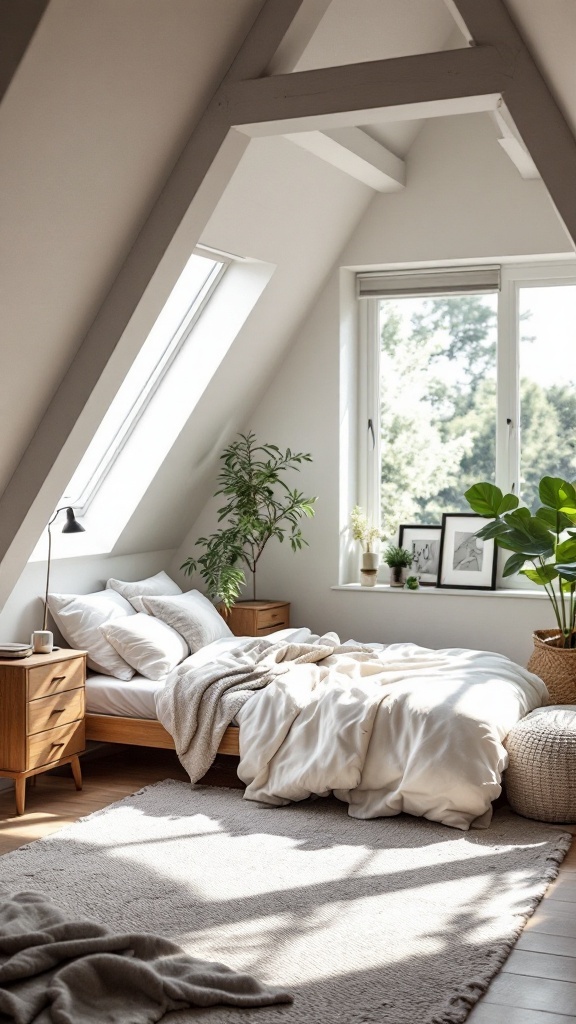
[0,891,293,1023]
[155,633,363,783]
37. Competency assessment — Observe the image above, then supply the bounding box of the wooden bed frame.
[85,714,240,756]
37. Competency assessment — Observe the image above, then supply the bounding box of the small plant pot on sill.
[389,566,407,587]
[526,629,576,705]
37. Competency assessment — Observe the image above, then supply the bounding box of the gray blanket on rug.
[0,891,293,1023]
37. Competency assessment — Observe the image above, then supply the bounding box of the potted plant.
[383,544,413,587]
[464,476,576,703]
[350,506,380,576]
[181,432,316,609]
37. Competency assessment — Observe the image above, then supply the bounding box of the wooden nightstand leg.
[30,773,37,786]
[71,756,82,791]
[15,776,26,816]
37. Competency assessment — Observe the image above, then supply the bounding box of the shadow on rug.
[0,781,571,1024]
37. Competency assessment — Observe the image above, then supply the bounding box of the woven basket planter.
[526,629,576,705]
[504,706,576,823]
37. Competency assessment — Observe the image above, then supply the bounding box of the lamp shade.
[61,507,85,534]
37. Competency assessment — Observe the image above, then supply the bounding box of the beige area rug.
[0,781,571,1024]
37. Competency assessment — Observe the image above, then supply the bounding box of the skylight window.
[62,252,225,511]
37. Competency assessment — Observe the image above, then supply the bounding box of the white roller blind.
[357,266,500,298]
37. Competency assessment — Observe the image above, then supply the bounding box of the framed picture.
[437,513,497,590]
[398,524,442,585]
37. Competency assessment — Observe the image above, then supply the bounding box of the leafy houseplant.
[181,432,316,609]
[350,506,380,579]
[464,477,576,647]
[383,544,413,587]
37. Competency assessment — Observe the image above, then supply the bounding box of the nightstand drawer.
[28,688,85,736]
[27,719,85,769]
[28,658,84,700]
[256,607,289,631]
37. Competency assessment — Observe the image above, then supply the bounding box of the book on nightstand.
[0,643,33,658]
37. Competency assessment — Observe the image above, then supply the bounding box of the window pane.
[519,285,576,512]
[63,253,222,508]
[378,294,497,538]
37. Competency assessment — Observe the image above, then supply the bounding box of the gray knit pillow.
[142,590,233,652]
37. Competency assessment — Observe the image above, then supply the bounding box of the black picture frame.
[437,513,497,590]
[398,524,442,585]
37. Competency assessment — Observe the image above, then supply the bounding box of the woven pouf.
[504,706,576,823]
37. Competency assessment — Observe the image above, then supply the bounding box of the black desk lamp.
[42,506,85,631]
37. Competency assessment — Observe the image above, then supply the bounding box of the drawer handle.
[50,708,66,715]
[50,741,65,749]
[50,676,66,684]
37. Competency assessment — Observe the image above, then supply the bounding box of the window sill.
[331,584,548,599]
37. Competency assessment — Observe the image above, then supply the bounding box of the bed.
[84,628,305,754]
[49,575,549,831]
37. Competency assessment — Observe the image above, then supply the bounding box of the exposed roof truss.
[0,0,574,602]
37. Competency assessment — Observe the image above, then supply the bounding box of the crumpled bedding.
[0,891,293,1024]
[158,630,548,830]
[235,635,548,829]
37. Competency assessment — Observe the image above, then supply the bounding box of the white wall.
[0,550,175,644]
[233,112,573,666]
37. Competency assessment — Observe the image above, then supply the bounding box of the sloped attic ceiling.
[0,0,575,604]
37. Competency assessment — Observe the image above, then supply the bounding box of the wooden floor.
[0,746,575,1022]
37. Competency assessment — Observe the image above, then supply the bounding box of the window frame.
[63,253,227,515]
[358,259,576,587]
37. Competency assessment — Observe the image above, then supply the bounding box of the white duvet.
[233,634,547,830]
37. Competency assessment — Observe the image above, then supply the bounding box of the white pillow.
[142,590,233,653]
[100,613,189,681]
[106,570,182,612]
[48,590,136,679]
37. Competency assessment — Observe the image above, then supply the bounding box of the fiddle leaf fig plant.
[464,476,576,647]
[181,432,316,608]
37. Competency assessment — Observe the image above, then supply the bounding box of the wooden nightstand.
[225,600,290,637]
[0,648,87,815]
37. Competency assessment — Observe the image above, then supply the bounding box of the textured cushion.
[100,613,189,681]
[142,590,233,653]
[106,571,182,612]
[48,590,135,679]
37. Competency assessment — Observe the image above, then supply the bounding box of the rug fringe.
[431,829,573,1024]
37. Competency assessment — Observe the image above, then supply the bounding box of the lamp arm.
[43,520,54,631]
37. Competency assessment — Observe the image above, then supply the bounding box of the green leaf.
[502,552,527,577]
[464,483,503,518]
[496,528,554,557]
[501,507,536,530]
[521,565,559,584]
[536,507,575,532]
[539,477,576,514]
[555,538,576,562]
[556,564,576,583]
[475,519,512,541]
[497,493,519,514]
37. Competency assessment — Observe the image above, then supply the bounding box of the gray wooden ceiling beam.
[451,0,576,246]
[226,44,511,127]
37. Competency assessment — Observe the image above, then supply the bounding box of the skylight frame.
[63,254,227,515]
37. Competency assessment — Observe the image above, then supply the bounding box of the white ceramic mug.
[31,630,53,654]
